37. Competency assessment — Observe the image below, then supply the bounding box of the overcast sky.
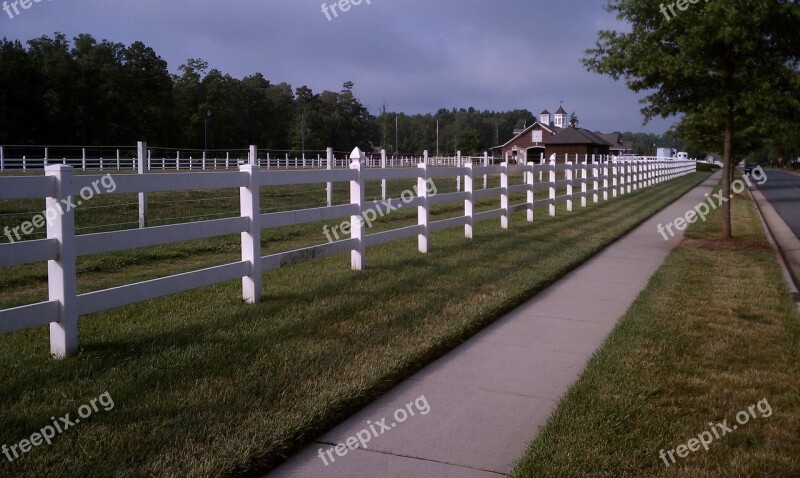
[1,0,677,134]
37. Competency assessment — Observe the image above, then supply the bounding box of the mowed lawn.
[511,179,800,477]
[0,171,709,477]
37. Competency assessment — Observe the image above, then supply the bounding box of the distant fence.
[0,145,487,172]
[0,145,696,358]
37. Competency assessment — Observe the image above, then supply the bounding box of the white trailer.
[657,147,677,159]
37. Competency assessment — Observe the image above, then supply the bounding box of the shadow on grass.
[0,173,711,478]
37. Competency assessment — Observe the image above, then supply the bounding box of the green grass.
[695,162,721,172]
[510,180,800,477]
[0,172,709,477]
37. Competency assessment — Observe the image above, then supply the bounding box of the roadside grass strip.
[511,180,800,477]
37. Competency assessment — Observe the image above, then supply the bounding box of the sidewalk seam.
[313,443,507,476]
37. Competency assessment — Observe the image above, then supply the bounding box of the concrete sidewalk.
[268,172,721,478]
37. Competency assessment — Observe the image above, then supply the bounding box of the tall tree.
[569,112,579,128]
[172,58,208,147]
[583,0,800,239]
[123,41,173,145]
[26,33,77,143]
[0,39,46,143]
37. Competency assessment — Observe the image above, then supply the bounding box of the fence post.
[0,146,3,172]
[138,142,148,229]
[637,161,643,190]
[566,159,574,212]
[592,157,600,203]
[626,161,632,193]
[612,160,619,198]
[350,147,366,269]
[651,162,656,186]
[327,148,334,207]
[581,156,588,208]
[527,161,535,222]
[46,165,78,358]
[483,152,489,189]
[603,161,609,201]
[381,149,387,201]
[649,161,653,186]
[639,161,644,191]
[418,159,430,252]
[239,147,262,304]
[621,161,627,192]
[465,162,474,238]
[500,160,510,228]
[549,157,557,217]
[456,151,462,192]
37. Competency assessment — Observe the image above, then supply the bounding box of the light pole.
[301,107,306,159]
[204,108,211,153]
[436,119,439,158]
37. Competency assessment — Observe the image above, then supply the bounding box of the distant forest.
[1,33,683,155]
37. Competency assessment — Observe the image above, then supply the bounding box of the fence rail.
[0,145,696,358]
[0,145,498,172]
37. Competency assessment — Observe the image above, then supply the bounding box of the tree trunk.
[721,103,733,240]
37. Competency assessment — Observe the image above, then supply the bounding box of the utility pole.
[395,114,399,159]
[436,120,439,157]
[204,107,211,153]
[301,108,306,158]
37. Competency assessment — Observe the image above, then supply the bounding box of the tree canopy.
[583,0,800,239]
[3,29,772,165]
[0,33,538,155]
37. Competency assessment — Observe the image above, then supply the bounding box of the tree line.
[1,32,695,156]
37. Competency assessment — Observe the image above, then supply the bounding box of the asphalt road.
[755,169,800,239]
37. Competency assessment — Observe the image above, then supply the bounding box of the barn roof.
[544,128,616,146]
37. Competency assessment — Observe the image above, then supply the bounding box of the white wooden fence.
[0,145,696,358]
[0,145,485,172]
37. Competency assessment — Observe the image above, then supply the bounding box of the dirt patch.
[679,237,772,252]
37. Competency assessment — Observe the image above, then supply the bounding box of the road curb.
[749,184,800,297]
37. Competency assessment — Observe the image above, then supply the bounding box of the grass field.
[0,170,709,477]
[510,180,800,477]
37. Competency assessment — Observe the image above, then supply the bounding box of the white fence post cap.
[350,147,364,163]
